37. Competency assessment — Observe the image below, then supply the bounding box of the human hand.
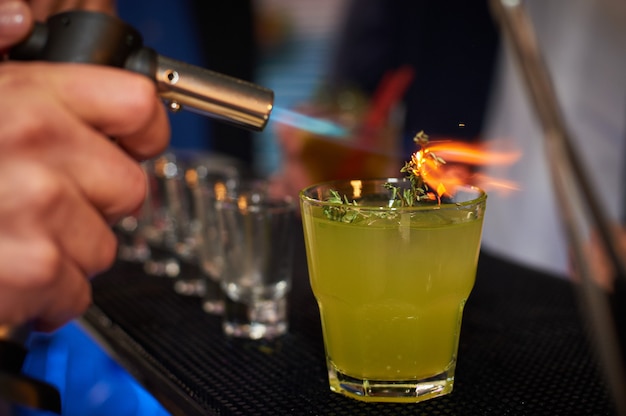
[0,1,32,51]
[0,0,115,52]
[27,0,115,21]
[0,61,170,331]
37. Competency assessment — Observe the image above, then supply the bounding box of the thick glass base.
[201,278,225,315]
[143,245,180,278]
[222,297,288,340]
[222,320,287,340]
[327,359,455,403]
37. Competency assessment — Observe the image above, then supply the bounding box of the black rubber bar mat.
[82,224,617,415]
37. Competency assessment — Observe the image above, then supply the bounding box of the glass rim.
[299,177,487,211]
[218,193,296,213]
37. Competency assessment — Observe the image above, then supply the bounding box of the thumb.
[0,1,32,52]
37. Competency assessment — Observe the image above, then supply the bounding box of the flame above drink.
[408,132,521,200]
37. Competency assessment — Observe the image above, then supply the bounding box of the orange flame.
[412,140,521,198]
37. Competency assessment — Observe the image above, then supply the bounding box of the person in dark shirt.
[326,0,500,152]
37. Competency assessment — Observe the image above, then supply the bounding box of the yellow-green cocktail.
[300,178,486,403]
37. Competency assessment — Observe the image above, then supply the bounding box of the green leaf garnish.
[324,131,445,222]
[323,190,360,223]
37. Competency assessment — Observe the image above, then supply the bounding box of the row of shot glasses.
[114,150,295,341]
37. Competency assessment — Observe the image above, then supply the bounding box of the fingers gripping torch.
[0,10,274,413]
[9,9,275,129]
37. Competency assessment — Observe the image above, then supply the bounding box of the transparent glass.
[300,178,487,403]
[218,190,295,339]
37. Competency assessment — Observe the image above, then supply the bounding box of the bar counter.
[81,222,617,415]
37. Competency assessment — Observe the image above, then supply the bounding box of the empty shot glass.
[217,188,295,340]
[190,165,240,312]
[198,179,268,314]
[173,152,240,299]
[113,180,150,264]
[140,152,189,278]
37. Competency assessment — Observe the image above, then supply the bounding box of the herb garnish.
[323,131,446,222]
[324,189,360,223]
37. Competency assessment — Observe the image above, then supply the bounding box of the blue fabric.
[17,322,170,416]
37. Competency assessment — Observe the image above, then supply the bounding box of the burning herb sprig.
[388,130,447,206]
[323,131,445,222]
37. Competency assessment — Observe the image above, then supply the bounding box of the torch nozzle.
[154,55,273,131]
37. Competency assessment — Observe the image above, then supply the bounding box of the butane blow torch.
[0,9,274,414]
[8,9,275,131]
